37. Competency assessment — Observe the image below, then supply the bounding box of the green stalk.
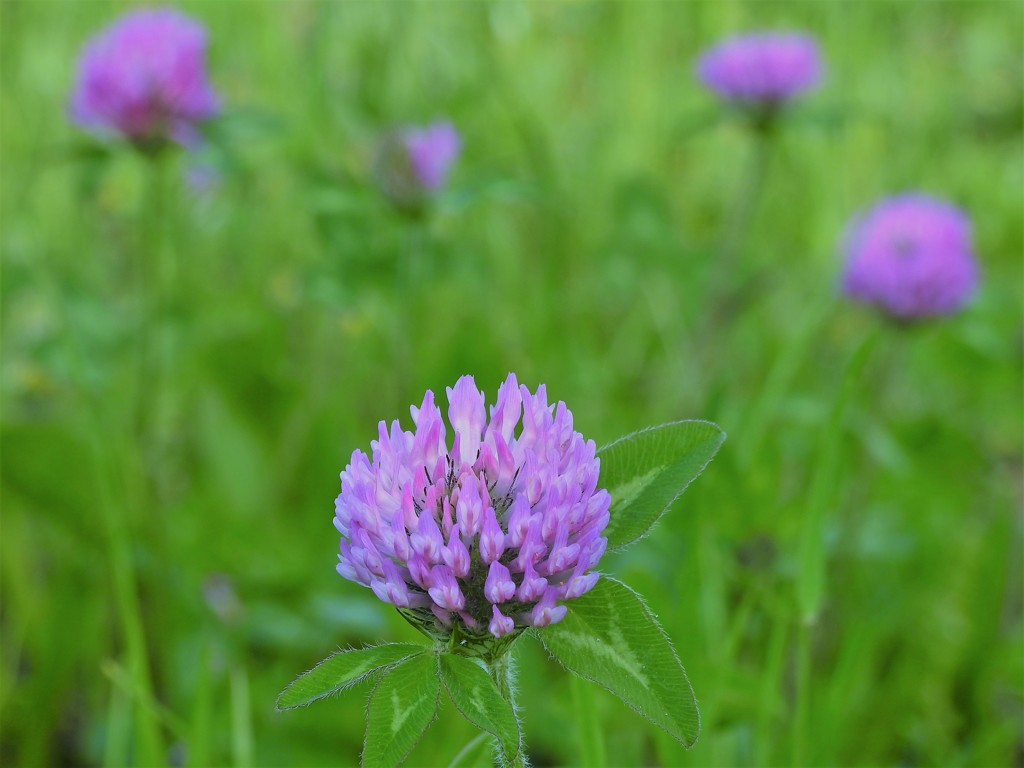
[792,328,880,766]
[392,219,426,400]
[793,618,812,768]
[33,180,166,765]
[230,664,253,768]
[570,673,606,768]
[740,292,834,467]
[138,150,176,493]
[701,122,776,374]
[187,641,213,768]
[717,124,772,279]
[755,599,789,767]
[488,654,528,768]
[104,679,130,768]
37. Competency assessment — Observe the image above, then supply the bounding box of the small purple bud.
[516,561,548,603]
[410,510,444,563]
[427,565,465,611]
[489,606,515,638]
[443,524,471,578]
[479,506,506,564]
[484,561,517,604]
[390,506,411,561]
[441,496,454,539]
[431,604,452,627]
[487,373,523,444]
[512,517,547,572]
[564,571,600,600]
[505,495,532,548]
[455,474,484,537]
[407,553,431,589]
[448,375,486,467]
[354,528,384,577]
[545,542,581,575]
[336,558,362,584]
[528,588,567,628]
[583,537,608,571]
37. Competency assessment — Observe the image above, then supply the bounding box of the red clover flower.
[69,8,219,149]
[373,121,461,211]
[697,32,822,107]
[841,194,979,320]
[334,375,610,640]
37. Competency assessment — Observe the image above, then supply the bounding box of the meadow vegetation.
[1,2,1021,766]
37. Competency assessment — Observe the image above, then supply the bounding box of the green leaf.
[536,577,699,747]
[363,653,441,768]
[439,653,521,763]
[598,420,725,550]
[276,643,425,710]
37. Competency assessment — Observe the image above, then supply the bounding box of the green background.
[2,1,1021,765]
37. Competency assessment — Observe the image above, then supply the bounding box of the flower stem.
[488,654,528,768]
[793,328,881,765]
[139,150,176,492]
[718,125,772,275]
[707,120,775,326]
[392,220,425,400]
[741,291,834,466]
[699,123,775,375]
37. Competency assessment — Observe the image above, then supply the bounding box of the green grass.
[2,1,1021,766]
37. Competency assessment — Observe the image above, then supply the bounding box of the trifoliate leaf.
[598,420,725,550]
[276,643,425,710]
[440,653,521,763]
[363,653,441,768]
[536,577,699,746]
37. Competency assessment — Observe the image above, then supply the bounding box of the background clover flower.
[841,194,979,319]
[697,32,822,106]
[373,121,461,210]
[333,374,610,639]
[404,122,461,191]
[69,8,219,147]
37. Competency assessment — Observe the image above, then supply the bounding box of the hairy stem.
[488,654,528,768]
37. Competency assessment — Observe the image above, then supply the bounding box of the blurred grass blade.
[439,653,521,764]
[103,679,130,768]
[101,659,187,738]
[363,653,441,768]
[276,643,425,710]
[230,664,253,768]
[570,672,606,768]
[536,577,699,747]
[598,420,725,550]
[446,733,490,768]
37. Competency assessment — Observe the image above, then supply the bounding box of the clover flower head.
[841,194,979,319]
[697,32,822,106]
[334,374,610,639]
[403,122,461,191]
[69,8,219,148]
[373,121,460,211]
